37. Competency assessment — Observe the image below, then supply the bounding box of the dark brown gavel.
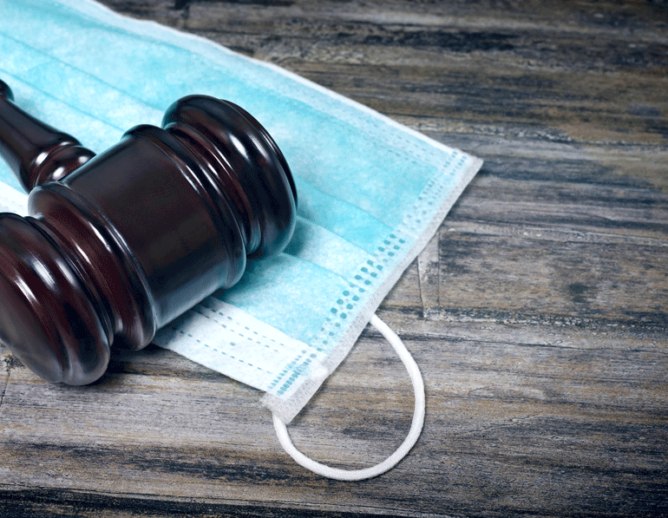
[0,80,297,386]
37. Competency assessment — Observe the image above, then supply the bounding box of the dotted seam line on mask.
[199,300,289,348]
[309,155,465,354]
[191,303,326,395]
[191,305,285,356]
[268,155,470,399]
[169,326,268,372]
[268,350,322,395]
[259,156,469,397]
[268,252,390,396]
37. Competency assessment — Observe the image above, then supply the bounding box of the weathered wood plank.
[1,0,667,516]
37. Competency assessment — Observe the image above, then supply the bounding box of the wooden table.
[1,1,666,516]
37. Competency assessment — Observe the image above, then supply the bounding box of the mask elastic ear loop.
[272,314,425,481]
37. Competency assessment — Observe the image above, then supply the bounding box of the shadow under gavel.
[0,80,297,386]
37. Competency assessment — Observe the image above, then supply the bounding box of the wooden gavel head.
[0,80,297,385]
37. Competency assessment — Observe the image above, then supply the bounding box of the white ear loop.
[272,314,425,481]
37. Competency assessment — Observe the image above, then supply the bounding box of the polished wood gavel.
[0,80,297,386]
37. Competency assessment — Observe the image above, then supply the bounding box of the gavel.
[0,80,297,386]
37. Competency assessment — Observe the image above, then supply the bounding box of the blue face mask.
[0,0,482,479]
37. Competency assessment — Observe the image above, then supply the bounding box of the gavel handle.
[0,80,95,191]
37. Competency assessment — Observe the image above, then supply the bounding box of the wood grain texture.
[1,0,667,516]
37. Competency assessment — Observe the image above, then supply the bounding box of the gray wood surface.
[1,1,667,516]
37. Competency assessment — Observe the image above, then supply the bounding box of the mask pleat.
[214,254,350,346]
[283,217,372,280]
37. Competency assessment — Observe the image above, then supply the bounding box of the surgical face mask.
[0,0,482,480]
